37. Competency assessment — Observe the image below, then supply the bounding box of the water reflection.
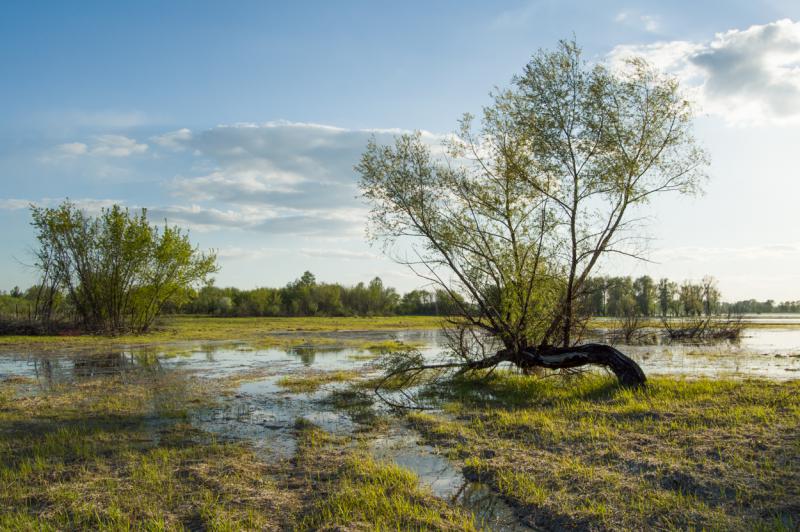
[286,346,324,366]
[72,352,161,378]
[17,350,164,388]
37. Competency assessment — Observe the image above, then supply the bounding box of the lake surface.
[1,326,798,530]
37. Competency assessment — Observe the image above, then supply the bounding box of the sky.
[1,0,799,301]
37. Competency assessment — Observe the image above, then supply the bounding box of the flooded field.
[1,325,798,530]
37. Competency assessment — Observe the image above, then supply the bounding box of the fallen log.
[519,343,646,387]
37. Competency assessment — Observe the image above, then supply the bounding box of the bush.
[29,201,217,333]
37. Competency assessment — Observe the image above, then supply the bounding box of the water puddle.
[193,375,356,458]
[370,426,533,531]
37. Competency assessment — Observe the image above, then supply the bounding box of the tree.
[579,276,608,317]
[679,281,704,316]
[30,201,217,333]
[633,276,656,317]
[701,276,720,316]
[657,278,673,317]
[357,40,706,392]
[398,289,436,315]
[607,277,636,317]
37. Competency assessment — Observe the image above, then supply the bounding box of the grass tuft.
[276,370,360,393]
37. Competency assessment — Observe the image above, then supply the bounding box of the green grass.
[0,315,444,349]
[4,314,798,350]
[4,319,798,530]
[0,372,294,530]
[276,369,361,393]
[292,419,476,531]
[0,356,474,530]
[409,373,800,531]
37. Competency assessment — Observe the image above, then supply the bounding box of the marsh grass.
[4,314,798,351]
[323,388,390,429]
[1,359,477,530]
[0,371,296,530]
[292,419,476,531]
[276,369,361,393]
[409,373,800,530]
[0,315,445,349]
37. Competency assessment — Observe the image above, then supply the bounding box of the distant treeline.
[2,272,798,320]
[578,276,720,317]
[578,275,800,317]
[722,299,800,314]
[175,271,465,317]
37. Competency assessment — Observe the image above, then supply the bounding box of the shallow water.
[613,327,800,379]
[0,327,797,530]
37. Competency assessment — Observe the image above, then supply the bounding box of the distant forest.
[2,271,798,319]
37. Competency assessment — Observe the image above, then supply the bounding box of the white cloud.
[170,166,305,201]
[609,19,800,125]
[151,128,193,151]
[614,10,660,33]
[215,245,378,263]
[216,246,280,260]
[0,199,31,210]
[177,122,444,203]
[90,135,148,157]
[0,197,121,214]
[300,248,378,260]
[49,135,148,160]
[159,121,447,236]
[146,203,280,232]
[147,202,367,236]
[33,121,448,238]
[55,142,88,156]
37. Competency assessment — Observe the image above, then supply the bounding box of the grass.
[292,419,476,531]
[3,320,798,529]
[0,314,444,349]
[0,353,474,530]
[3,314,798,351]
[0,372,295,530]
[259,337,425,353]
[409,373,800,531]
[276,369,361,393]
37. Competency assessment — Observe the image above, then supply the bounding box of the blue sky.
[2,1,800,300]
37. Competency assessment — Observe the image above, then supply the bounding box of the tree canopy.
[357,40,707,388]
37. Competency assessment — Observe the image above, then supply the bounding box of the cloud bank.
[151,122,445,236]
[609,19,800,125]
[37,122,446,239]
[53,135,148,159]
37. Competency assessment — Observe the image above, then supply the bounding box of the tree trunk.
[519,343,646,387]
